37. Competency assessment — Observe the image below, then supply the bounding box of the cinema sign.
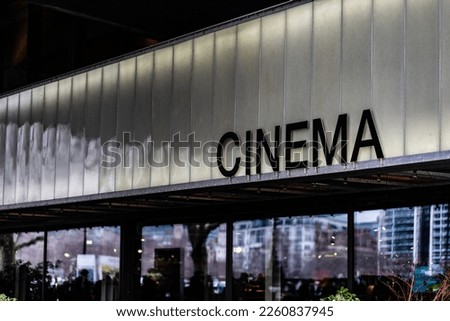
[216,109,384,177]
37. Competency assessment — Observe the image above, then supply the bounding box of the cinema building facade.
[0,0,449,300]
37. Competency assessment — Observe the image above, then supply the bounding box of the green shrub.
[322,287,360,301]
[0,293,16,301]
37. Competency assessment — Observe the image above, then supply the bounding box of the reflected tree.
[187,223,220,273]
[0,233,44,266]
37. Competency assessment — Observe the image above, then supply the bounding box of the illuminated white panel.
[342,0,371,162]
[0,97,7,205]
[116,58,136,191]
[404,0,439,155]
[69,73,87,197]
[259,12,285,174]
[41,82,58,200]
[151,46,173,187]
[441,0,450,151]
[4,94,19,204]
[191,34,214,182]
[16,90,31,203]
[285,3,312,122]
[311,0,342,167]
[55,77,72,198]
[373,0,405,158]
[84,68,102,195]
[235,19,260,177]
[28,86,44,202]
[170,40,192,185]
[99,63,119,193]
[211,26,237,179]
[285,4,312,169]
[133,52,153,189]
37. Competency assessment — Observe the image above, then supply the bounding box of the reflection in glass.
[233,215,347,301]
[355,205,450,300]
[0,232,44,300]
[141,223,226,300]
[47,226,120,300]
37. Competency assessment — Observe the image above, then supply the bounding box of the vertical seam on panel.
[25,90,33,203]
[52,82,59,200]
[189,40,194,184]
[233,26,238,134]
[131,58,138,189]
[339,0,343,115]
[2,98,8,204]
[96,68,104,194]
[65,77,73,198]
[169,46,174,185]
[112,64,120,193]
[149,52,155,186]
[403,0,407,156]
[258,18,262,130]
[439,0,442,151]
[310,1,314,131]
[370,0,374,159]
[80,73,87,196]
[210,32,216,180]
[283,10,287,137]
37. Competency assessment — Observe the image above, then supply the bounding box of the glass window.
[0,232,44,300]
[47,226,120,301]
[140,223,226,300]
[232,214,347,301]
[355,205,450,300]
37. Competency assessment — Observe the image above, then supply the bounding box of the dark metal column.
[41,230,48,300]
[119,222,142,300]
[347,211,355,292]
[225,220,234,300]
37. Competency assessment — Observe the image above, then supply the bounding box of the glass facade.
[0,227,120,301]
[140,223,226,300]
[0,205,449,301]
[355,206,450,300]
[232,215,347,300]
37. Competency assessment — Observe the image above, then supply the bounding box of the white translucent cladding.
[115,58,136,191]
[211,26,237,179]
[4,94,19,204]
[41,82,58,200]
[341,0,372,162]
[151,46,173,187]
[311,0,342,167]
[190,33,214,182]
[99,63,119,193]
[69,73,87,197]
[54,77,72,198]
[133,52,153,189]
[16,90,31,203]
[405,0,440,155]
[234,19,261,177]
[170,40,193,185]
[28,86,44,202]
[285,4,312,167]
[0,97,7,205]
[441,0,450,151]
[259,12,286,173]
[372,0,405,158]
[84,68,102,195]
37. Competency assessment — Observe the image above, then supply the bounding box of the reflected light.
[86,240,93,245]
[113,248,117,253]
[233,247,243,254]
[137,249,143,254]
[64,253,70,258]
[141,238,146,242]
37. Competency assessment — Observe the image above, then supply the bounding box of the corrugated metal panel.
[0,0,447,208]
[372,0,405,158]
